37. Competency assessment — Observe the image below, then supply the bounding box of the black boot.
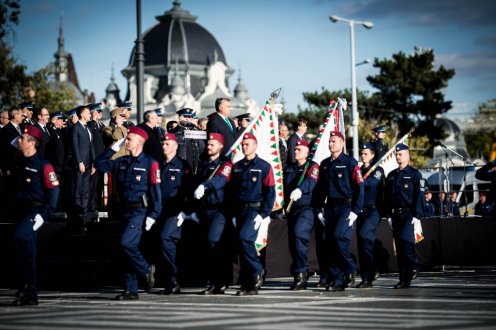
[290,272,307,290]
[343,273,355,288]
[253,270,265,290]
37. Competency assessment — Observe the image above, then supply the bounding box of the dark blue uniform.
[230,155,275,290]
[284,160,319,277]
[356,164,384,284]
[194,157,233,289]
[423,199,436,217]
[159,155,192,291]
[315,152,364,288]
[13,153,59,304]
[385,165,425,286]
[96,148,162,295]
[371,138,388,164]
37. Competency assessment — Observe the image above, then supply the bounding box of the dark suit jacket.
[137,123,164,163]
[287,133,306,165]
[87,120,106,158]
[71,121,95,168]
[34,122,52,158]
[206,112,237,157]
[0,122,22,171]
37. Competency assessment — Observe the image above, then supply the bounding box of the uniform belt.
[29,201,43,207]
[241,202,261,208]
[362,205,376,212]
[125,201,145,209]
[393,207,410,214]
[326,198,352,206]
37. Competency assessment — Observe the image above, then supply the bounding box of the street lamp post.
[330,15,373,160]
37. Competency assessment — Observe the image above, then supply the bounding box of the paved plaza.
[1,269,495,329]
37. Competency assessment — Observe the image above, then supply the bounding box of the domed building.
[121,0,258,122]
[429,115,470,167]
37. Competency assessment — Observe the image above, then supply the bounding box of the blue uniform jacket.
[230,155,276,218]
[361,164,384,208]
[96,148,162,220]
[314,152,364,215]
[384,165,425,219]
[15,153,59,220]
[283,160,319,209]
[160,155,192,215]
[194,157,232,208]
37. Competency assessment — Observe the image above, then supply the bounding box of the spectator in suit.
[33,107,52,158]
[71,105,96,233]
[137,110,164,163]
[279,123,289,172]
[87,103,106,213]
[0,108,24,219]
[287,119,308,165]
[206,98,237,157]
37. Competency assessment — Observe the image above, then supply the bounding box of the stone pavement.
[1,269,496,329]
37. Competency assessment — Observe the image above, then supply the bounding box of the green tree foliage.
[0,0,76,111]
[463,100,496,161]
[29,68,77,113]
[367,49,455,136]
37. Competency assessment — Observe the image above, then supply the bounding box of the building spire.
[54,12,68,82]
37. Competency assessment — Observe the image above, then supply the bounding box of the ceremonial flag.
[311,98,347,165]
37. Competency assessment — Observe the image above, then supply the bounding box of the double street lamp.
[330,15,373,160]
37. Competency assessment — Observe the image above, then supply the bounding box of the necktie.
[43,126,50,138]
[224,117,233,133]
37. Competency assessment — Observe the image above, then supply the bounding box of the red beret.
[296,139,309,148]
[164,133,177,142]
[208,133,224,145]
[329,131,344,140]
[242,132,257,142]
[128,126,149,141]
[23,125,43,141]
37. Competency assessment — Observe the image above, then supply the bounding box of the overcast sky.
[11,0,496,120]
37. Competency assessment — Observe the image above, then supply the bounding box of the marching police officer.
[228,132,275,296]
[96,126,161,300]
[384,143,425,289]
[192,133,233,295]
[12,125,59,306]
[371,126,388,164]
[314,131,364,292]
[158,133,192,295]
[356,143,384,288]
[284,139,319,290]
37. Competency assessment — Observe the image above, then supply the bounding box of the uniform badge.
[222,166,231,176]
[374,171,382,180]
[404,183,409,189]
[338,173,343,178]
[26,177,31,183]
[155,169,161,183]
[136,175,141,181]
[312,168,319,176]
[49,172,57,182]
[252,176,257,182]
[171,175,176,181]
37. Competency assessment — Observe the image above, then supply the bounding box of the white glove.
[317,213,325,225]
[32,214,44,231]
[232,217,237,228]
[411,217,420,225]
[348,211,358,227]
[194,184,205,199]
[289,188,302,202]
[176,211,186,227]
[254,214,263,230]
[387,218,393,230]
[111,138,125,152]
[145,217,155,231]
